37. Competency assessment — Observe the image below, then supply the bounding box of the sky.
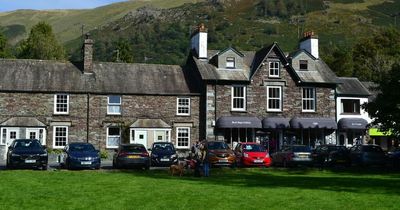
[0,0,128,12]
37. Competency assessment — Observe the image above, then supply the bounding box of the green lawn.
[1,167,399,210]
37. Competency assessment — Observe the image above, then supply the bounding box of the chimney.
[83,33,94,73]
[299,31,319,59]
[190,23,208,59]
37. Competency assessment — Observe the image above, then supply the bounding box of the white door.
[4,128,19,159]
[134,130,148,148]
[25,128,46,145]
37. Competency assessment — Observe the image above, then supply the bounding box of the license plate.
[81,161,92,165]
[254,159,263,163]
[128,155,139,159]
[218,159,228,163]
[25,159,36,163]
[161,158,170,161]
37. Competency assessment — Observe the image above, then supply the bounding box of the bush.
[47,148,63,154]
[100,150,109,159]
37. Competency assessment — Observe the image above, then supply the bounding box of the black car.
[387,147,400,168]
[113,144,150,170]
[312,145,350,167]
[61,142,101,169]
[150,142,178,167]
[349,144,387,167]
[6,139,48,170]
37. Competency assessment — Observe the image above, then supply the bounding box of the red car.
[234,142,272,167]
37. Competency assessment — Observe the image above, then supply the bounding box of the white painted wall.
[300,38,319,59]
[191,32,207,59]
[336,96,371,123]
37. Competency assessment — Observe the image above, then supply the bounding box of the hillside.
[0,0,201,45]
[63,0,399,65]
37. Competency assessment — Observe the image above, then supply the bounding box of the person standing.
[201,140,210,177]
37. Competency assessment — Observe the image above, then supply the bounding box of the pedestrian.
[201,140,210,177]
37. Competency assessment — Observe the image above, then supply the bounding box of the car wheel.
[283,159,288,168]
[42,164,48,171]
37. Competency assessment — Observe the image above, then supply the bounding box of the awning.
[130,119,171,128]
[262,117,290,129]
[338,118,368,130]
[369,128,392,136]
[216,116,262,128]
[0,117,46,127]
[290,117,337,129]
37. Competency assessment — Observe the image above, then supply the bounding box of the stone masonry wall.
[0,92,200,152]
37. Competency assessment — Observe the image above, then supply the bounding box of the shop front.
[337,118,368,147]
[216,116,262,148]
[368,128,396,151]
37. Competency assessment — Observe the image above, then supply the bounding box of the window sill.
[176,114,191,117]
[106,146,118,149]
[302,110,316,113]
[107,113,122,116]
[52,146,65,149]
[53,113,69,116]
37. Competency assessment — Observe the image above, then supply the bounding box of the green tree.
[352,28,400,82]
[322,45,353,77]
[0,31,10,58]
[18,21,65,60]
[276,0,288,17]
[112,39,133,63]
[365,63,400,138]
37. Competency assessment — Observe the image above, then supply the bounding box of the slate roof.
[129,119,171,128]
[336,77,370,96]
[0,59,200,95]
[0,117,46,127]
[193,44,338,86]
[192,50,252,81]
[289,49,339,84]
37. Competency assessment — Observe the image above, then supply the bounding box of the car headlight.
[11,153,20,157]
[40,153,48,157]
[243,153,249,158]
[171,154,177,159]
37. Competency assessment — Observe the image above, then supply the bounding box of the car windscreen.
[292,146,311,152]
[328,146,347,152]
[69,144,95,152]
[14,140,42,151]
[208,142,229,150]
[243,144,266,152]
[363,146,383,153]
[152,143,175,152]
[121,145,146,152]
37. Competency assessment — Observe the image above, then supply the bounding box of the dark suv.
[312,145,350,167]
[6,139,48,170]
[150,142,178,167]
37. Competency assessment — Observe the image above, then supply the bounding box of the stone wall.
[0,92,200,152]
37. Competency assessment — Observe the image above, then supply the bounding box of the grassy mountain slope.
[0,0,201,45]
[64,0,398,65]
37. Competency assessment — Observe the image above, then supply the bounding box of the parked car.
[349,144,386,167]
[207,141,235,167]
[150,142,178,167]
[6,139,48,170]
[234,142,271,167]
[387,147,400,168]
[271,145,312,167]
[113,144,150,170]
[312,145,350,167]
[61,142,101,170]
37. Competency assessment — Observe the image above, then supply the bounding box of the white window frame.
[176,127,190,149]
[231,85,246,111]
[267,86,282,112]
[106,127,120,149]
[107,95,122,115]
[269,61,280,78]
[53,126,68,149]
[54,94,69,115]
[302,87,316,112]
[176,97,191,116]
[226,57,235,69]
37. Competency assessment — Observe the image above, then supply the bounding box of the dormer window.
[300,60,308,70]
[269,61,280,78]
[226,57,235,69]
